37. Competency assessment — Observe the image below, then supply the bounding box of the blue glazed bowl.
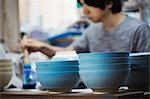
[79,63,130,70]
[78,52,129,60]
[36,71,80,92]
[36,60,79,67]
[79,69,130,92]
[127,52,150,91]
[127,69,149,91]
[130,56,150,68]
[36,60,79,72]
[36,65,79,72]
[78,57,129,65]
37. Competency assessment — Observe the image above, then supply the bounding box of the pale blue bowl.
[78,52,129,60]
[36,66,79,72]
[36,60,78,67]
[36,60,79,72]
[37,71,80,90]
[79,69,130,92]
[79,63,130,70]
[79,57,129,65]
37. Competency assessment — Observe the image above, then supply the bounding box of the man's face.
[80,0,107,23]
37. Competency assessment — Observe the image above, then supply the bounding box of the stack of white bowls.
[78,52,130,93]
[0,59,12,91]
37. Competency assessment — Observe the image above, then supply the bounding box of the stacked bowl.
[128,52,150,91]
[0,59,12,91]
[78,52,130,93]
[35,60,80,92]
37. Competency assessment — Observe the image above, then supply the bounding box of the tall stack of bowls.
[128,52,150,91]
[0,59,12,91]
[78,52,130,93]
[35,60,80,92]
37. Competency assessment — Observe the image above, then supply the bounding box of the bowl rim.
[79,63,130,66]
[37,71,79,75]
[79,68,130,72]
[36,60,78,64]
[130,52,150,56]
[78,52,129,56]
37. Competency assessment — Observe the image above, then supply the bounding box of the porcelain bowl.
[127,53,150,91]
[36,60,79,72]
[78,52,129,60]
[79,69,130,93]
[36,71,80,92]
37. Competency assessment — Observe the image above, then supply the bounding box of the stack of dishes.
[78,52,130,93]
[0,59,12,91]
[128,52,150,91]
[35,60,80,92]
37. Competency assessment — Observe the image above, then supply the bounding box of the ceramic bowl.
[78,52,129,60]
[127,52,150,91]
[36,71,80,92]
[79,63,130,70]
[0,71,12,91]
[79,69,130,93]
[36,60,78,67]
[36,60,79,72]
[127,69,149,91]
[79,57,129,65]
[0,59,12,64]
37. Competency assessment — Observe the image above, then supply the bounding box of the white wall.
[19,0,80,34]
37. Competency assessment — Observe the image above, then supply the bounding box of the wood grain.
[0,89,148,99]
[0,0,20,51]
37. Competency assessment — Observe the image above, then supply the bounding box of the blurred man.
[21,0,150,58]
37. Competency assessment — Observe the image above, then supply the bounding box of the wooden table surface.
[0,89,149,99]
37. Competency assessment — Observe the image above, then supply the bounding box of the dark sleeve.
[131,24,150,52]
[70,30,89,53]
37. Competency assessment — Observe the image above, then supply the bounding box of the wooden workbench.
[0,89,149,99]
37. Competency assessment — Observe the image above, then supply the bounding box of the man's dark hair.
[84,0,122,14]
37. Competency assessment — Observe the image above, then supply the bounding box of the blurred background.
[1,0,149,51]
